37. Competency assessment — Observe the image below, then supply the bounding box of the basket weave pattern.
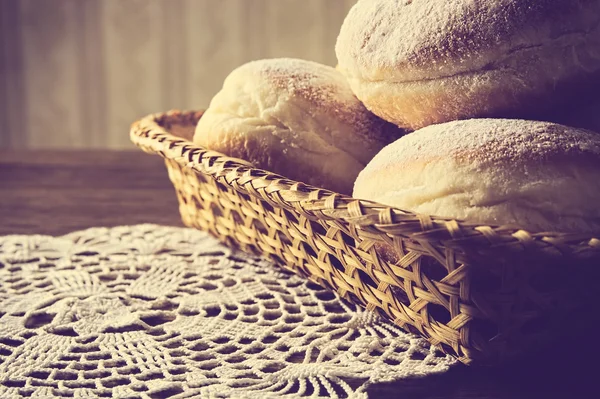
[131,110,600,365]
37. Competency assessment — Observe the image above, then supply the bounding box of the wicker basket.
[131,110,600,365]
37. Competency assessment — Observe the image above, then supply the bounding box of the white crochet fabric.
[0,225,455,398]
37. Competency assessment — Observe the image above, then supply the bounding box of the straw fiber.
[131,110,600,365]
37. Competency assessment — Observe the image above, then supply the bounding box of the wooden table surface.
[1,150,598,399]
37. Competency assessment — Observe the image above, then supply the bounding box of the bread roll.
[354,119,600,233]
[193,58,403,194]
[336,0,600,130]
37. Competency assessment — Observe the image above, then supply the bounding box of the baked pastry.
[353,119,600,233]
[193,58,403,194]
[336,0,600,130]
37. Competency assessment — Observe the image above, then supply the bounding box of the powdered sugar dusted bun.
[336,0,600,130]
[193,58,403,194]
[354,119,600,233]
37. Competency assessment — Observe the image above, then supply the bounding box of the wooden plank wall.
[0,0,356,149]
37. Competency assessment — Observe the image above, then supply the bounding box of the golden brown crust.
[337,0,600,82]
[193,59,404,195]
[354,119,600,233]
[256,60,403,149]
[336,0,600,129]
[349,66,600,130]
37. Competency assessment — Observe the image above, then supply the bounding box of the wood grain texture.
[162,0,188,111]
[74,0,107,148]
[0,150,599,399]
[265,0,327,60]
[1,0,356,150]
[103,0,164,149]
[185,0,246,109]
[20,0,83,149]
[0,151,182,235]
[1,0,27,149]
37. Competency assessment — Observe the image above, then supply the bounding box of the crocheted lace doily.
[0,225,455,398]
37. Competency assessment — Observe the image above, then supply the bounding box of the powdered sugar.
[250,58,355,106]
[355,119,600,233]
[370,119,600,169]
[228,58,402,147]
[336,0,599,82]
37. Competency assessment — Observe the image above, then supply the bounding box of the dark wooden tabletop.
[0,150,183,235]
[1,150,597,399]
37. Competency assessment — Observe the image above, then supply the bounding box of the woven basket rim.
[130,109,600,256]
